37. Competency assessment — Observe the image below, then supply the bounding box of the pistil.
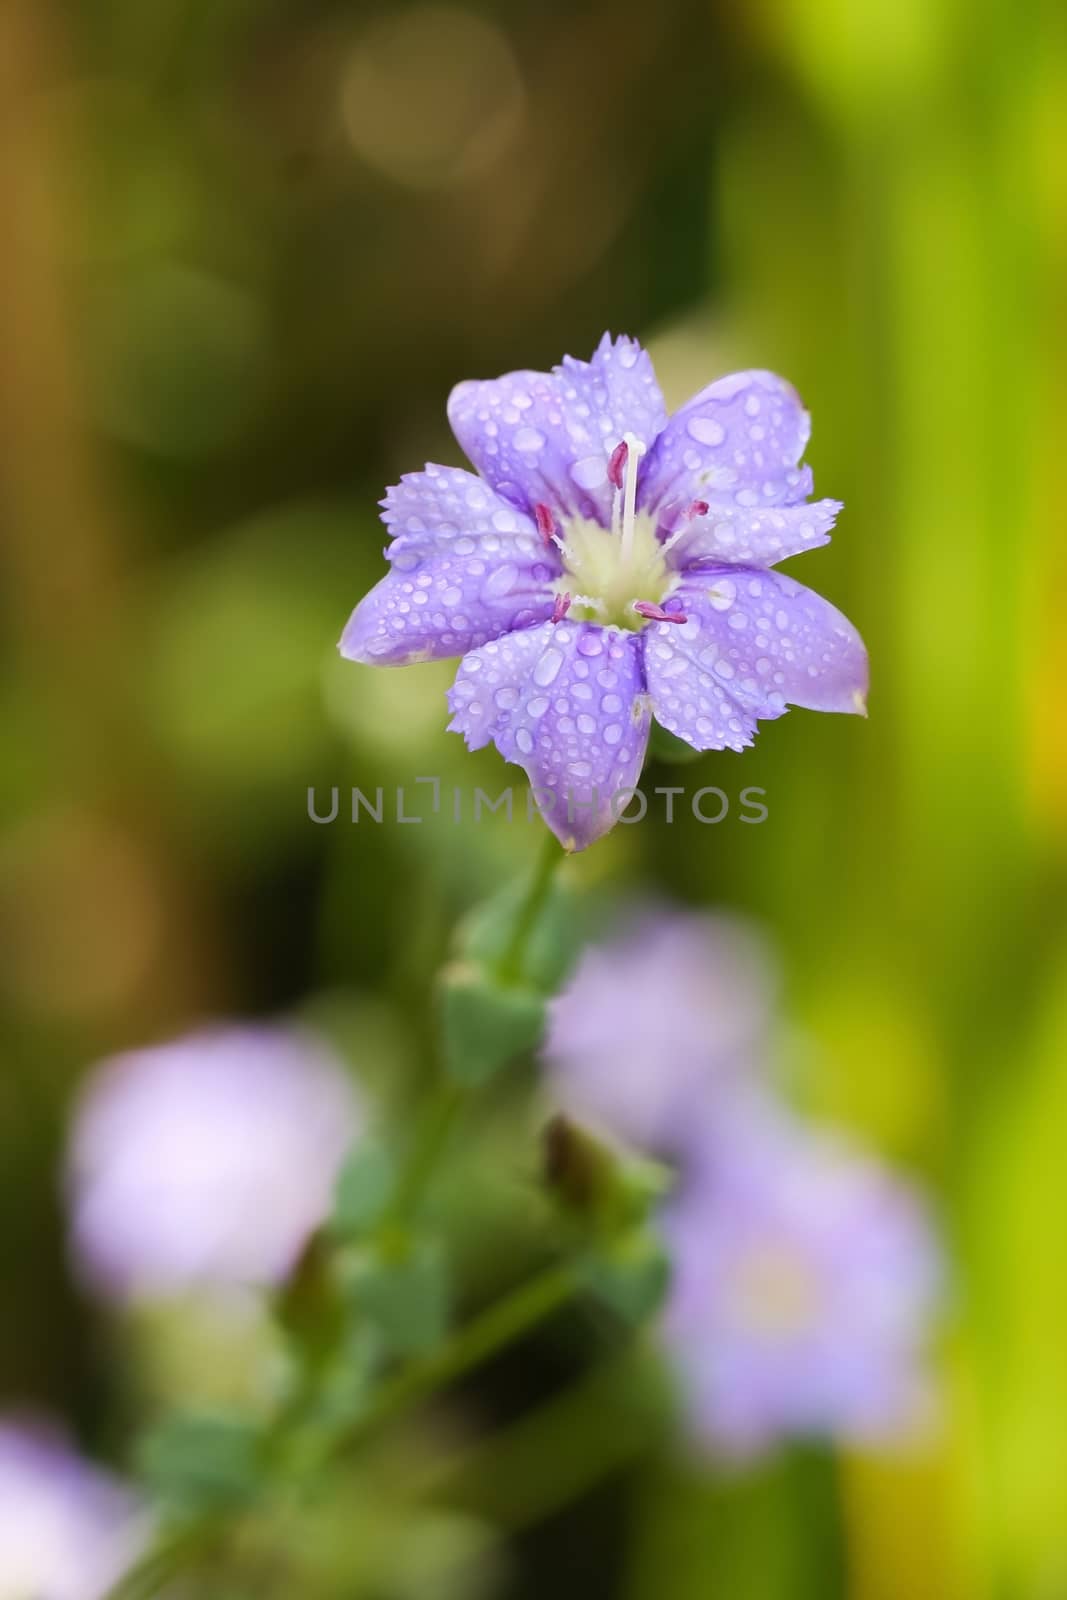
[618,431,645,565]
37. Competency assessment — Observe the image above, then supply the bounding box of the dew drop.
[571,455,608,490]
[688,415,726,447]
[532,647,564,686]
[707,579,736,611]
[482,564,518,600]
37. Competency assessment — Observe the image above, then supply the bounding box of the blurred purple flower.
[542,905,775,1155]
[661,1095,940,1459]
[68,1025,361,1300]
[0,1421,147,1600]
[340,336,867,849]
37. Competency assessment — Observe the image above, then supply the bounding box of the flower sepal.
[330,1140,396,1238]
[542,1115,673,1235]
[578,1229,671,1327]
[457,870,577,995]
[437,960,547,1086]
[336,1235,450,1359]
[135,1409,266,1518]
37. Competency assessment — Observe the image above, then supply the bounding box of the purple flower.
[68,1024,361,1299]
[542,904,775,1155]
[661,1095,940,1459]
[340,336,867,849]
[0,1421,147,1599]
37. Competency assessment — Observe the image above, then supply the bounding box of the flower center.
[549,433,677,630]
[728,1244,821,1340]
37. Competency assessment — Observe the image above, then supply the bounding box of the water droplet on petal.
[532,647,564,686]
[707,579,736,611]
[687,415,726,447]
[570,455,608,490]
[482,563,519,600]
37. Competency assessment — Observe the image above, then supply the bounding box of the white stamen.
[619,431,645,563]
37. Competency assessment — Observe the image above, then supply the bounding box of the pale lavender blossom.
[661,1095,940,1459]
[340,335,867,849]
[68,1025,361,1300]
[542,905,775,1155]
[0,1421,146,1600]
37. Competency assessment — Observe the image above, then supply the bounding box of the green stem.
[418,1343,665,1531]
[106,842,569,1600]
[383,1078,466,1231]
[387,831,561,1229]
[495,829,563,985]
[337,1260,577,1450]
[104,1263,577,1600]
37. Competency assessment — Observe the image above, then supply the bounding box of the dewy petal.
[643,618,760,753]
[381,463,546,564]
[664,498,842,571]
[639,370,813,521]
[447,623,555,751]
[644,567,868,747]
[450,621,650,851]
[501,622,650,851]
[339,545,555,665]
[447,333,667,526]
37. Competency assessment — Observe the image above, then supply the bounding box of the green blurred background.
[1,0,1065,1594]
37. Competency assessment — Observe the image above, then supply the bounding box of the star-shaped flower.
[68,1025,361,1299]
[340,335,867,849]
[662,1095,940,1458]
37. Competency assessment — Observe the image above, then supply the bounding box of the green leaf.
[580,1229,671,1325]
[438,961,546,1085]
[332,1138,395,1235]
[136,1410,264,1514]
[340,1236,450,1357]
[648,719,704,765]
[459,879,578,994]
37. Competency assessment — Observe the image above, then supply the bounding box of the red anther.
[551,592,573,623]
[634,601,688,625]
[607,440,629,491]
[533,502,557,544]
[687,500,709,519]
